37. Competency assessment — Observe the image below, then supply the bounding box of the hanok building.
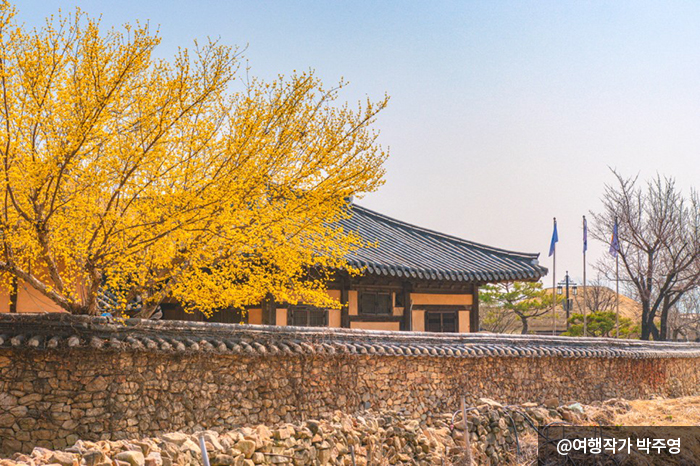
[161,203,547,333]
[0,203,547,333]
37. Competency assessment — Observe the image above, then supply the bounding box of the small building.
[161,203,547,333]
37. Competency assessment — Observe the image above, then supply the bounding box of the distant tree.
[590,170,700,340]
[575,276,617,315]
[479,304,520,334]
[479,281,558,334]
[667,289,700,341]
[563,311,639,338]
[0,5,388,317]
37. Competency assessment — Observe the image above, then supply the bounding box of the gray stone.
[161,432,190,446]
[31,446,54,458]
[115,451,145,466]
[18,394,42,405]
[85,376,109,392]
[273,426,293,440]
[211,454,235,466]
[47,451,77,466]
[478,397,504,408]
[0,393,18,409]
[235,440,256,459]
[144,452,163,466]
[567,402,585,414]
[180,438,201,456]
[544,397,559,409]
[82,450,105,466]
[0,414,15,427]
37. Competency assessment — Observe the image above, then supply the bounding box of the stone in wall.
[0,401,586,465]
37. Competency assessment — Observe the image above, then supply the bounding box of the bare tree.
[667,289,700,341]
[574,276,617,314]
[479,305,520,334]
[590,170,700,340]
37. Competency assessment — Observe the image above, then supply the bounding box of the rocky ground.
[1,396,699,466]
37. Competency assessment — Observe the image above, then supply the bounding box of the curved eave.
[346,260,548,284]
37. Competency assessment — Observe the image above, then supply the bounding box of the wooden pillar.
[401,281,412,331]
[262,294,276,326]
[470,284,480,332]
[340,277,350,328]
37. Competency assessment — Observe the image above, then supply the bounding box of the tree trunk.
[658,297,672,341]
[671,328,681,341]
[640,301,653,340]
[519,316,529,335]
[643,316,661,340]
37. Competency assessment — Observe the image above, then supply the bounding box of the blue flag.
[583,217,588,253]
[549,220,558,257]
[609,220,619,257]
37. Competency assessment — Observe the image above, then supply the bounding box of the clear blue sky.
[17,1,700,287]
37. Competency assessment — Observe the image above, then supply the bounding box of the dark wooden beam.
[470,284,480,332]
[340,278,350,328]
[410,285,474,294]
[418,305,472,312]
[401,281,412,331]
[262,294,276,325]
[330,270,476,294]
[349,315,403,323]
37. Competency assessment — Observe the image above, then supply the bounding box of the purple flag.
[609,220,619,257]
[549,220,558,257]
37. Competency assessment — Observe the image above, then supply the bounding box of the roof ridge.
[2,314,699,358]
[351,203,541,262]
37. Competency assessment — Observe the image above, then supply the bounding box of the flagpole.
[616,251,620,338]
[608,215,621,338]
[552,217,557,336]
[583,215,587,337]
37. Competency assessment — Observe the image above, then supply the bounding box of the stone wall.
[1,314,700,455]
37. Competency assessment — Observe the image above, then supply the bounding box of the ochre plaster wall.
[247,309,262,325]
[412,310,425,331]
[275,308,287,326]
[328,308,341,328]
[410,293,472,306]
[0,284,65,314]
[459,310,470,333]
[350,321,401,331]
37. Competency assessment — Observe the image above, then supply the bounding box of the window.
[395,292,405,308]
[425,311,458,333]
[288,306,327,327]
[160,303,247,324]
[207,308,246,324]
[359,291,393,315]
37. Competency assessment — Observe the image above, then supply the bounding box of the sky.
[16,1,700,289]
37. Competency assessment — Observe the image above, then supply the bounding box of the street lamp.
[557,271,578,330]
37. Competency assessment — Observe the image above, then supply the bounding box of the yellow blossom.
[0,4,387,316]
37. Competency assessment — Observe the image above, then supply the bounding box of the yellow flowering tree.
[0,5,388,317]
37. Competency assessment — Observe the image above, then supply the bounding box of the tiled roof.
[2,314,700,359]
[336,204,547,283]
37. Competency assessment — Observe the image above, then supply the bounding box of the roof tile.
[337,204,548,283]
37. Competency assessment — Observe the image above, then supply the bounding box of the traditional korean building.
[160,203,547,333]
[0,203,547,333]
